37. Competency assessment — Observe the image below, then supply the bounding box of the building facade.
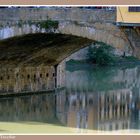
[117,7,140,26]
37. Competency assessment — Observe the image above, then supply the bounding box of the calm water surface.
[0,63,140,132]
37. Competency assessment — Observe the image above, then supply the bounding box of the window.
[129,7,140,12]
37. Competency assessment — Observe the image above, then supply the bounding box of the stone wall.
[0,65,55,93]
[0,61,65,94]
[0,8,115,24]
[0,7,134,57]
[0,7,139,59]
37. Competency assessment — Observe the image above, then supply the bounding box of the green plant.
[37,20,59,31]
[87,42,115,66]
[16,19,59,32]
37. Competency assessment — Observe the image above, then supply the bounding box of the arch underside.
[0,33,93,67]
[0,32,131,67]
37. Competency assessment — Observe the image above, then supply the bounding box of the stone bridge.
[0,7,139,67]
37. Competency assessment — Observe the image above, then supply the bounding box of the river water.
[0,63,140,133]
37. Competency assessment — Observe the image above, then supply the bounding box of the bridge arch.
[0,21,134,66]
[0,27,135,68]
[0,7,139,60]
[0,33,93,66]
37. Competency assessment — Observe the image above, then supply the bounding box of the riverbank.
[1,122,140,134]
[0,122,72,134]
[66,56,140,71]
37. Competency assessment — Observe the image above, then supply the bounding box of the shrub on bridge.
[37,20,59,31]
[36,19,59,31]
[88,42,115,66]
[28,20,59,32]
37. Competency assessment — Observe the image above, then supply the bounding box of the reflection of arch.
[0,94,57,122]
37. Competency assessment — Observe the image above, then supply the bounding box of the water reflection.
[0,93,57,122]
[64,64,140,131]
[0,63,140,132]
[57,90,132,131]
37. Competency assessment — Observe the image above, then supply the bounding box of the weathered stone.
[0,7,139,62]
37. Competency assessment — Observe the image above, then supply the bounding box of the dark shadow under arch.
[0,33,93,67]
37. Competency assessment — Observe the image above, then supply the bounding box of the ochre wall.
[117,7,140,23]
